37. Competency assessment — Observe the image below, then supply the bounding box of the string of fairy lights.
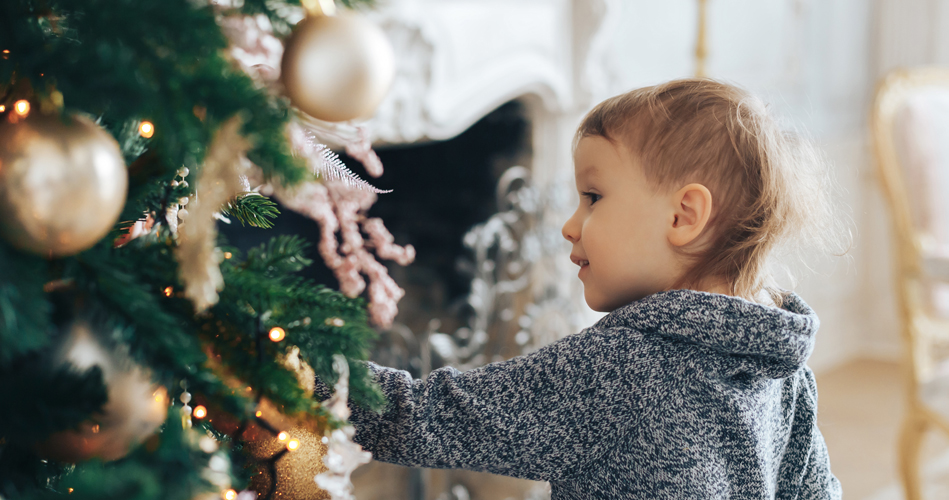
[173,316,312,500]
[2,98,155,140]
[127,116,315,500]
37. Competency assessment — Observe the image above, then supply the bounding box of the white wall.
[591,0,899,373]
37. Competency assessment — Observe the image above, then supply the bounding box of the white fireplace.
[368,0,619,319]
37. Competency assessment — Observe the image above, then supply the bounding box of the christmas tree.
[0,0,413,499]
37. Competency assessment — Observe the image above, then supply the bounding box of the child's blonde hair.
[576,78,843,304]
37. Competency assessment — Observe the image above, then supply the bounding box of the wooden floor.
[816,359,949,499]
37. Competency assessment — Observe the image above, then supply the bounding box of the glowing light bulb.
[268,326,286,342]
[277,431,288,442]
[224,251,232,259]
[139,121,155,138]
[287,439,300,451]
[255,410,262,417]
[193,405,207,419]
[163,286,173,297]
[224,489,237,500]
[68,488,74,494]
[0,105,5,112]
[14,100,29,117]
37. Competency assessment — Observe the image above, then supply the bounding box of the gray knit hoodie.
[340,290,842,499]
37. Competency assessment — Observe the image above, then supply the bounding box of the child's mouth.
[576,259,589,278]
[570,254,589,277]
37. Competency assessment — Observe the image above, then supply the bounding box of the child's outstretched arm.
[329,326,650,482]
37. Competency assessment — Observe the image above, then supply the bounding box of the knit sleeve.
[793,369,843,499]
[339,327,645,482]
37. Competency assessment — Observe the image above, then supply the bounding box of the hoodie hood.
[595,289,819,379]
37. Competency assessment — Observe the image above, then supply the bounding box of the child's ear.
[667,183,713,248]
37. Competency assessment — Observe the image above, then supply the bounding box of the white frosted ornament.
[0,112,128,257]
[281,11,395,122]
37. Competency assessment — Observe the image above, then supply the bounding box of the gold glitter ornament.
[240,348,328,499]
[33,322,168,462]
[245,424,330,500]
[0,112,127,257]
[281,9,395,122]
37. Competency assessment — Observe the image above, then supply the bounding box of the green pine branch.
[217,236,385,413]
[221,192,280,229]
[0,244,51,364]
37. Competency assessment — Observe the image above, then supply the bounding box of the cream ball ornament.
[281,13,395,122]
[0,111,128,257]
[32,321,169,463]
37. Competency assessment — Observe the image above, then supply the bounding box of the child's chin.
[583,293,614,313]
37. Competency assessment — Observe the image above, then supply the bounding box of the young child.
[325,79,842,499]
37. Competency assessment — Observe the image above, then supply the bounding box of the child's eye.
[582,192,601,205]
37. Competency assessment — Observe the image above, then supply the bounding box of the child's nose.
[562,213,580,243]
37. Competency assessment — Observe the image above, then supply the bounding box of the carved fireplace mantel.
[368,0,620,145]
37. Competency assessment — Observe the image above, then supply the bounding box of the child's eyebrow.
[576,163,600,180]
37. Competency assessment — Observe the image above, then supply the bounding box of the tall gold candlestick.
[695,0,709,78]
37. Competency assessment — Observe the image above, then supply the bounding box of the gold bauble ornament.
[244,423,329,500]
[236,348,329,499]
[33,322,168,462]
[281,13,395,122]
[0,112,128,257]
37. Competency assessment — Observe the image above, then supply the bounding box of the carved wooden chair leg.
[899,413,928,500]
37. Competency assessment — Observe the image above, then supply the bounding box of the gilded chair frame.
[872,66,949,500]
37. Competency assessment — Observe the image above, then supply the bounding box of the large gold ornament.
[244,422,330,500]
[244,348,329,500]
[0,111,128,257]
[33,322,168,462]
[281,13,395,122]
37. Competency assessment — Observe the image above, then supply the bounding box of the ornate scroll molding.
[373,165,581,374]
[367,0,591,144]
[369,18,435,144]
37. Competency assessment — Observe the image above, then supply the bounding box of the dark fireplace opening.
[365,100,532,335]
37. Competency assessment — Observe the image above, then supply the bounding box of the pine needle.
[220,192,280,228]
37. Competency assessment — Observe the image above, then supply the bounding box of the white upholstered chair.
[872,67,949,500]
